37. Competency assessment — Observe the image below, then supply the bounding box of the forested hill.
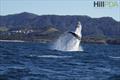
[0,12,120,43]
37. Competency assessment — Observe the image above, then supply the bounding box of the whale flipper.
[68,31,81,40]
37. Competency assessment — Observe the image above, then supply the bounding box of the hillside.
[0,12,120,44]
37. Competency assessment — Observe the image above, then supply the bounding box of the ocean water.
[0,42,120,80]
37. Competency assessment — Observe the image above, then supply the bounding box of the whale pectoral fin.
[68,32,81,40]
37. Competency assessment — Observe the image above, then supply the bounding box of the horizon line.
[0,12,119,22]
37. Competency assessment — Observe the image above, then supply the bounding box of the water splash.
[53,21,83,51]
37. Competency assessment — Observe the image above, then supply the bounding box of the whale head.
[68,21,82,40]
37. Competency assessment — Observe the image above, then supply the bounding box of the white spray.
[53,21,83,51]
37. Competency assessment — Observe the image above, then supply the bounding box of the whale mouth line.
[68,31,81,40]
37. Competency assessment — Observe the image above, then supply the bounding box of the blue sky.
[0,0,120,21]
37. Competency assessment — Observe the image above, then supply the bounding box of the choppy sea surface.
[0,42,120,80]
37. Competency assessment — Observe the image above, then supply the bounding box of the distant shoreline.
[0,40,25,42]
[0,39,120,45]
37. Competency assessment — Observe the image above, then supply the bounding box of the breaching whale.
[68,21,82,40]
[53,21,83,51]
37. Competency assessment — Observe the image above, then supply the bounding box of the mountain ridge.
[0,12,120,39]
[0,12,119,22]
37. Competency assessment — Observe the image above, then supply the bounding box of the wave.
[29,55,72,58]
[109,56,120,59]
[0,40,25,42]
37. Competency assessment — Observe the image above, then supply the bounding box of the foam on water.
[29,55,72,58]
[53,21,83,51]
[109,56,120,59]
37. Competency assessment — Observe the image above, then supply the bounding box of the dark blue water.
[0,42,120,80]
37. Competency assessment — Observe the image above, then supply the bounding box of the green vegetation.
[0,12,120,44]
[0,27,9,32]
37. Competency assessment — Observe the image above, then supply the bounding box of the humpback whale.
[68,21,82,40]
[53,21,83,51]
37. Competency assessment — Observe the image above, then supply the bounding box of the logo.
[93,1,119,8]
